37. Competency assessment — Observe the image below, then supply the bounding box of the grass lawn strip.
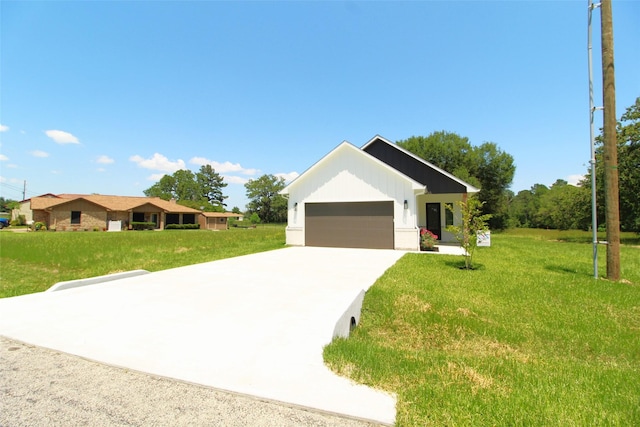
[324,231,640,426]
[0,227,285,297]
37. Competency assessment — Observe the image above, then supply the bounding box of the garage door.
[305,201,394,249]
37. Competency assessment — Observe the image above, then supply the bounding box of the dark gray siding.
[364,138,466,194]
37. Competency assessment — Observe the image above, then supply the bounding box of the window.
[71,211,81,225]
[132,212,145,222]
[166,214,180,225]
[183,213,196,224]
[445,203,454,227]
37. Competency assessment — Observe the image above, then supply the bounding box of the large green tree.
[143,174,177,200]
[397,132,476,184]
[244,174,287,223]
[143,165,228,212]
[196,165,228,207]
[582,96,640,232]
[616,97,640,231]
[0,197,19,213]
[397,131,515,229]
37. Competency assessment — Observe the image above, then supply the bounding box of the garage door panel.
[305,202,393,249]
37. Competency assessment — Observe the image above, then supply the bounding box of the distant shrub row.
[165,223,200,230]
[130,221,156,230]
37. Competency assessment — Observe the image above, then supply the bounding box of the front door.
[426,203,441,240]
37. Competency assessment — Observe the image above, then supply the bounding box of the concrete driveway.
[0,246,405,425]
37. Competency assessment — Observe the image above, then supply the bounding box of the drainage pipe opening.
[350,316,357,333]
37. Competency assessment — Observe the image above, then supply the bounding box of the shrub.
[165,224,200,230]
[249,213,261,225]
[419,228,438,250]
[131,221,156,230]
[10,215,27,226]
[33,221,47,231]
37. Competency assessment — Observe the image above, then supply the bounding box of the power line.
[0,181,47,200]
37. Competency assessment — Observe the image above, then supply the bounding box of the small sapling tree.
[446,196,492,269]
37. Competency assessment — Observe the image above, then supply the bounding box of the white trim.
[280,141,425,195]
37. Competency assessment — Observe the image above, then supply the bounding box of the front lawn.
[324,230,640,426]
[0,227,285,297]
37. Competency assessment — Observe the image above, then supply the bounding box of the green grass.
[2,226,639,424]
[324,230,640,426]
[0,227,285,297]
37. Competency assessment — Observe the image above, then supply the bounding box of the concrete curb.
[47,270,150,292]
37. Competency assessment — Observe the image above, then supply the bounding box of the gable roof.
[280,140,425,195]
[30,194,202,213]
[281,136,479,197]
[361,135,480,194]
[19,193,60,203]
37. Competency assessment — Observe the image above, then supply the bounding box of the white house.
[280,135,479,251]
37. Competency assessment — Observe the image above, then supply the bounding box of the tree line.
[398,97,639,233]
[142,165,288,222]
[508,97,639,232]
[4,97,636,230]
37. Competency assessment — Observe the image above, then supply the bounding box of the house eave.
[281,140,425,195]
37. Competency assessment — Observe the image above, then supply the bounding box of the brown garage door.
[305,201,394,249]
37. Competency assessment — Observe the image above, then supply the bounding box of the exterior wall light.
[404,200,408,210]
[294,202,298,211]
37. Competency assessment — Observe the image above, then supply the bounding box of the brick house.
[30,194,202,231]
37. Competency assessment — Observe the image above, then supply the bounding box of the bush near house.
[165,224,200,230]
[33,222,47,231]
[130,221,156,230]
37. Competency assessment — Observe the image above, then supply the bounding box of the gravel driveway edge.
[0,336,384,427]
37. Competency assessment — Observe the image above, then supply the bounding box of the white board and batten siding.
[284,143,422,250]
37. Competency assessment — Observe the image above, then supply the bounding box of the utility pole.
[600,0,620,280]
[587,0,601,279]
[23,180,26,201]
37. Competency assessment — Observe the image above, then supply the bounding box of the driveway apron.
[0,246,405,425]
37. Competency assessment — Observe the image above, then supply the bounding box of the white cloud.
[189,157,259,175]
[275,171,299,183]
[130,153,186,173]
[224,175,250,185]
[45,129,79,144]
[30,150,49,158]
[0,154,8,161]
[0,176,22,184]
[148,173,166,181]
[566,174,584,186]
[97,168,106,172]
[0,124,9,132]
[96,155,114,164]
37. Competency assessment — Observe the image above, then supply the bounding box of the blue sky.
[1,0,638,210]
